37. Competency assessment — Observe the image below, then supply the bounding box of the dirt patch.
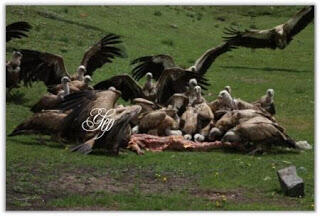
[191,188,243,202]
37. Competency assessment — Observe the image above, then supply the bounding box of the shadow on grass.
[8,137,66,150]
[220,65,310,73]
[6,91,28,104]
[35,10,106,33]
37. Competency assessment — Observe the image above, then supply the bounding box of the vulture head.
[146,72,153,81]
[224,85,232,94]
[13,51,23,59]
[267,88,274,100]
[77,65,87,80]
[61,76,71,84]
[84,75,93,84]
[274,27,287,49]
[189,78,198,88]
[218,90,233,108]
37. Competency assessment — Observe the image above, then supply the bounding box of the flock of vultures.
[7,6,314,155]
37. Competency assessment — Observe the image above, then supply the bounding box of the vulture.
[223,6,314,50]
[6,51,23,92]
[180,105,199,140]
[253,89,276,115]
[131,42,234,81]
[209,109,274,141]
[221,116,308,152]
[94,71,208,105]
[56,88,123,142]
[17,33,126,86]
[31,77,71,113]
[70,105,142,155]
[48,75,93,95]
[134,109,181,136]
[6,21,32,42]
[9,110,67,138]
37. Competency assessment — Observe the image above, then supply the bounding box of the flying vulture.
[17,33,126,86]
[6,21,32,42]
[130,42,234,81]
[223,6,314,50]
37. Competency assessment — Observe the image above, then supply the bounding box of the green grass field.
[6,6,314,210]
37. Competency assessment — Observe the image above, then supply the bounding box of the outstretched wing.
[223,26,277,49]
[19,49,69,86]
[189,42,235,75]
[6,21,32,42]
[93,74,144,101]
[131,54,176,81]
[284,6,314,39]
[156,68,209,104]
[80,33,127,76]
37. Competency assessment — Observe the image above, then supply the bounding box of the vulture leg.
[165,128,182,136]
[184,134,192,140]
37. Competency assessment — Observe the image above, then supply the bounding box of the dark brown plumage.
[223,6,314,49]
[6,21,32,42]
[131,42,234,81]
[17,33,126,86]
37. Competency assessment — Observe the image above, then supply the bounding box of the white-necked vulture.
[17,33,126,86]
[94,70,208,105]
[130,42,234,81]
[6,21,32,42]
[253,89,276,115]
[223,6,314,49]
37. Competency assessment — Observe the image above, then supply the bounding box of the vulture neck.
[63,82,70,96]
[78,73,84,81]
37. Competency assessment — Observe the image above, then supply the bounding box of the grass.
[6,5,314,210]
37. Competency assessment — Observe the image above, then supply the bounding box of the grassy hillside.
[6,6,314,210]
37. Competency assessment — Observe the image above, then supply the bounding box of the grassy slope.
[6,6,314,210]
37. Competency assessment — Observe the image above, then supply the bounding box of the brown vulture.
[221,116,309,153]
[56,88,123,142]
[6,21,32,42]
[70,105,142,155]
[30,77,71,113]
[17,33,126,86]
[130,42,234,81]
[9,110,67,138]
[6,51,23,92]
[253,89,276,115]
[223,6,314,50]
[94,70,208,104]
[48,75,93,95]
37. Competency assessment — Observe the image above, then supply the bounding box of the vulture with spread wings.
[130,42,234,81]
[17,33,126,87]
[6,21,32,42]
[223,6,314,49]
[94,69,209,105]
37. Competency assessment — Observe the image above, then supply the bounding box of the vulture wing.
[19,49,69,86]
[6,21,32,42]
[284,6,314,40]
[223,26,277,49]
[131,54,176,81]
[80,33,127,76]
[93,75,145,101]
[189,42,236,75]
[156,68,209,104]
